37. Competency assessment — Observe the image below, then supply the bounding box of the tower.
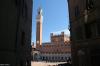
[36,7,43,48]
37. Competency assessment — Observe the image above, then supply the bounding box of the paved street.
[31,61,67,66]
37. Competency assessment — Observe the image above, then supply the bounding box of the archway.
[34,53,38,61]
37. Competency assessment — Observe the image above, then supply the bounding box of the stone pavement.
[31,61,67,66]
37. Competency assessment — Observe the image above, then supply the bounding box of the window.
[61,57,63,60]
[91,48,100,66]
[21,32,25,45]
[21,0,28,18]
[75,6,80,17]
[42,57,45,60]
[67,57,71,62]
[97,22,100,36]
[20,60,23,66]
[65,57,67,60]
[55,57,57,59]
[22,4,28,18]
[61,37,64,41]
[58,57,60,59]
[52,57,54,60]
[85,24,92,38]
[85,22,98,39]
[15,0,27,18]
[49,57,51,60]
[46,57,48,60]
[75,26,83,40]
[86,0,94,10]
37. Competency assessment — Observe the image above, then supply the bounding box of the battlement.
[50,32,65,37]
[50,32,69,43]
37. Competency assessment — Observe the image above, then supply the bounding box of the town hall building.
[32,7,71,62]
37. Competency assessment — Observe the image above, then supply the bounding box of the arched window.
[42,56,44,60]
[86,0,94,10]
[34,53,38,61]
[61,57,63,60]
[52,57,54,60]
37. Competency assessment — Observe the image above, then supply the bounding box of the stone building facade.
[0,0,33,66]
[68,0,100,66]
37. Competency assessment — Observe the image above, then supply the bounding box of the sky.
[32,0,70,43]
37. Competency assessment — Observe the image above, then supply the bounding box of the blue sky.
[32,0,69,43]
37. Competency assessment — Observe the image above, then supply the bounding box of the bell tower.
[36,7,43,48]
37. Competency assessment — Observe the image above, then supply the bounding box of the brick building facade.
[40,32,71,62]
[32,7,71,62]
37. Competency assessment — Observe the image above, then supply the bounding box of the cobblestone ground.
[31,61,67,66]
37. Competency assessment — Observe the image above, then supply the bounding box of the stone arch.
[34,53,38,61]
